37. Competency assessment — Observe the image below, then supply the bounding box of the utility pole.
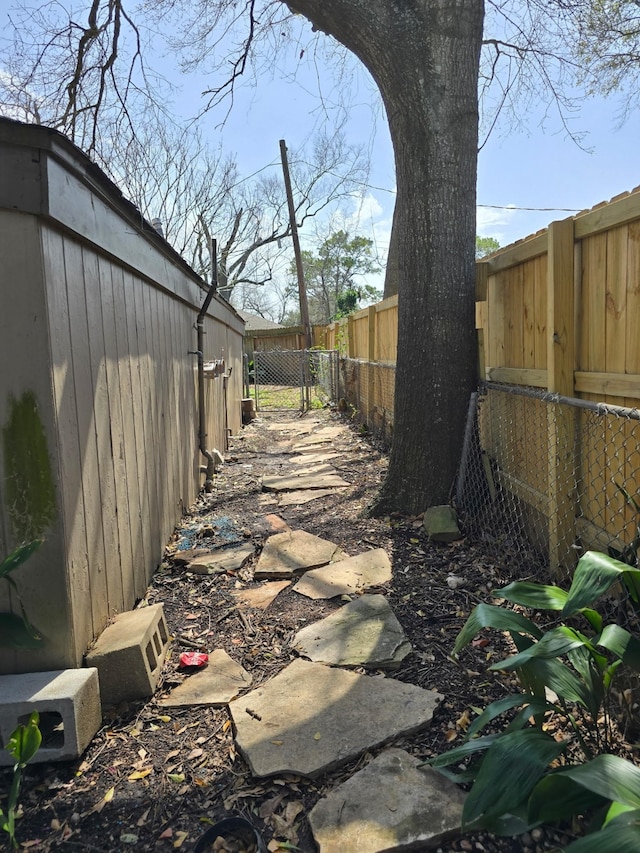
[279,139,312,349]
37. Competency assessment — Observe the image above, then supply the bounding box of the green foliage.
[0,540,44,648]
[609,482,640,572]
[293,230,382,325]
[475,235,500,259]
[0,542,47,847]
[427,551,640,848]
[334,288,360,319]
[1,711,42,849]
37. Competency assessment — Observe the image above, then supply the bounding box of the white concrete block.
[0,668,101,764]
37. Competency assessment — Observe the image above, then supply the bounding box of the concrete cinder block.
[0,668,101,764]
[86,604,169,706]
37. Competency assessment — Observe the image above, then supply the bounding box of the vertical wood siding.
[0,126,243,674]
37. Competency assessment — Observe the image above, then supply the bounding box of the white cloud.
[346,190,393,265]
[476,203,518,245]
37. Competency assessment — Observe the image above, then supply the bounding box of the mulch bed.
[0,407,628,852]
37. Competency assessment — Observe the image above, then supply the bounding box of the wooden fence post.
[368,304,376,425]
[476,261,489,381]
[547,217,577,576]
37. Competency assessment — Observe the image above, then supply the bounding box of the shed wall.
[0,122,243,674]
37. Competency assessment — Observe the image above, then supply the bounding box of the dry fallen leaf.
[91,786,115,814]
[456,710,471,731]
[444,729,457,742]
[173,830,189,848]
[284,800,304,824]
[187,748,204,760]
[128,769,152,781]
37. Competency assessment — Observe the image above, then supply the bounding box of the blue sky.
[477,96,640,247]
[176,49,640,266]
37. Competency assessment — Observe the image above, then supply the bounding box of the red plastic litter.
[179,652,209,668]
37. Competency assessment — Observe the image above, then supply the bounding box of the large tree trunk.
[287,0,483,515]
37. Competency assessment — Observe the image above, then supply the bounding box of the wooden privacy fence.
[0,121,244,675]
[315,186,640,573]
[476,187,640,573]
[317,295,398,441]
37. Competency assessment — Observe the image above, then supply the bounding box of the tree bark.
[285,0,484,514]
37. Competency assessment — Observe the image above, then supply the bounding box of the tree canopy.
[476,236,501,259]
[291,230,382,325]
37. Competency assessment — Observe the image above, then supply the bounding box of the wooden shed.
[0,119,245,675]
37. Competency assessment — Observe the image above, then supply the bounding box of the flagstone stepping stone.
[309,748,466,853]
[293,548,391,599]
[294,425,345,442]
[231,580,291,610]
[277,489,337,507]
[262,473,349,491]
[172,547,213,565]
[184,542,255,575]
[158,650,252,707]
[266,421,319,434]
[286,463,338,476]
[424,505,461,542]
[254,530,343,579]
[252,514,291,535]
[258,494,279,507]
[290,451,339,465]
[229,658,443,779]
[293,595,411,669]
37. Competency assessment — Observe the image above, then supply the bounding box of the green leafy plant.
[609,482,640,576]
[0,541,45,848]
[0,540,44,648]
[426,550,640,848]
[1,712,42,849]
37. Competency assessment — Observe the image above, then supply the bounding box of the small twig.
[216,606,238,624]
[176,635,207,649]
[238,609,254,635]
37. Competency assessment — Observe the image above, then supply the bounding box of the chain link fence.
[457,382,640,585]
[309,350,339,407]
[245,350,338,411]
[339,358,396,444]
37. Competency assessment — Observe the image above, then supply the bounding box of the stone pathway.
[161,416,465,850]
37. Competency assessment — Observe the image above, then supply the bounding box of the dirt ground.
[0,407,627,852]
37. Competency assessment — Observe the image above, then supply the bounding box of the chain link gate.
[246,349,338,412]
